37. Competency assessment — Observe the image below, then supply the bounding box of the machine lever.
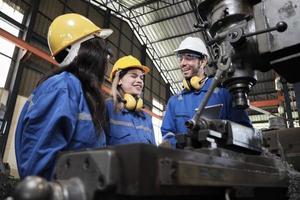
[228,21,287,47]
[244,21,287,38]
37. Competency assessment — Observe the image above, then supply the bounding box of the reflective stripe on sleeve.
[27,94,34,110]
[110,119,134,127]
[136,125,152,132]
[78,112,92,121]
[110,119,151,132]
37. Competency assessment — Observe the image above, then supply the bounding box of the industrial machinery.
[7,0,300,199]
[9,130,300,200]
[196,0,300,109]
[0,159,19,199]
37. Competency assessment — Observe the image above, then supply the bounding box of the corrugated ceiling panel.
[136,1,192,25]
[143,13,197,43]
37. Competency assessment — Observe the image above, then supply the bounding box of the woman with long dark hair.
[14,13,113,180]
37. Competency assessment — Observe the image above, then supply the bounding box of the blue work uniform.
[161,77,252,147]
[105,98,156,145]
[15,72,106,180]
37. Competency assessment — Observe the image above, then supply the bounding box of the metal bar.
[0,28,58,66]
[150,30,200,44]
[103,7,111,28]
[250,96,284,108]
[117,21,122,58]
[293,82,300,121]
[128,0,159,10]
[159,53,174,59]
[249,105,272,115]
[282,79,294,128]
[249,105,287,122]
[249,91,277,96]
[134,0,186,18]
[140,10,193,28]
[0,52,13,59]
[0,11,26,30]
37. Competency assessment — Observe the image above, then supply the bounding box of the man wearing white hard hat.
[161,37,252,148]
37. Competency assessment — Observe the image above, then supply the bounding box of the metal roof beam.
[150,30,199,44]
[134,0,187,18]
[163,67,181,72]
[140,10,193,28]
[128,0,160,10]
[0,11,26,30]
[159,53,175,59]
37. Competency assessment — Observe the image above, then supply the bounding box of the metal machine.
[9,137,300,200]
[0,159,19,199]
[196,0,300,109]
[8,0,300,199]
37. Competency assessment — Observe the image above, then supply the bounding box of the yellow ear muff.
[123,93,136,110]
[183,79,191,90]
[123,93,143,111]
[190,76,202,90]
[183,76,204,91]
[135,98,143,111]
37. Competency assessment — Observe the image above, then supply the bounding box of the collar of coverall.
[121,106,146,118]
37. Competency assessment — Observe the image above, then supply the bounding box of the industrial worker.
[106,55,156,145]
[15,13,113,180]
[161,37,252,147]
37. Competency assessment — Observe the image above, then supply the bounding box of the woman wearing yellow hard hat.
[15,13,113,180]
[106,55,156,145]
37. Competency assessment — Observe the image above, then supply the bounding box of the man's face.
[178,53,204,78]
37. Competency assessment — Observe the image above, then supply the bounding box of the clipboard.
[197,104,223,119]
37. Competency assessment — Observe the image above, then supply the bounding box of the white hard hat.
[174,37,210,59]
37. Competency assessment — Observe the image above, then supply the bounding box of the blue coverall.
[161,78,252,147]
[15,72,106,180]
[105,98,156,145]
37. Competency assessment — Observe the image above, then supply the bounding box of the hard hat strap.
[58,35,95,67]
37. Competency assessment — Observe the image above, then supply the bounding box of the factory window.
[0,0,24,87]
[152,98,163,145]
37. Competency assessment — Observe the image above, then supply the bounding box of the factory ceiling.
[91,0,203,94]
[89,0,289,121]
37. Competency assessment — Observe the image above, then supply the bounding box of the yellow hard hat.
[109,55,150,82]
[48,13,113,56]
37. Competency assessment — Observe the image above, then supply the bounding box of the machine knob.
[276,21,288,32]
[13,176,52,200]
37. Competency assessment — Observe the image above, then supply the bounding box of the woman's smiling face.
[119,68,144,96]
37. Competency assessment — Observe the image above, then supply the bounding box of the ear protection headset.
[123,93,143,111]
[183,76,206,91]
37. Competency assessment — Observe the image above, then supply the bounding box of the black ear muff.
[183,76,205,91]
[123,93,143,111]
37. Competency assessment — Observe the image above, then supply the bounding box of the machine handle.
[228,21,287,47]
[207,21,287,46]
[243,21,287,38]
